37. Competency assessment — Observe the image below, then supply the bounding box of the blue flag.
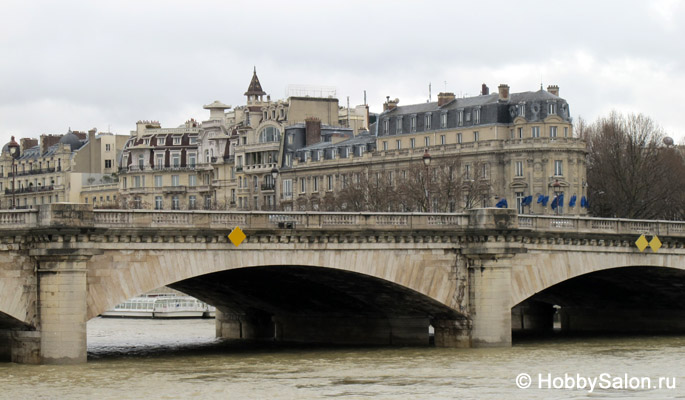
[496,198,508,208]
[551,196,558,210]
[542,196,549,206]
[581,196,588,208]
[524,195,533,206]
[569,195,577,207]
[558,194,564,208]
[537,194,545,204]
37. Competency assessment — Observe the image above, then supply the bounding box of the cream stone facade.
[0,129,127,209]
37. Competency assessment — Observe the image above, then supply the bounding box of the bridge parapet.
[520,215,685,237]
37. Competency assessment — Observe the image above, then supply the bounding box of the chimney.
[88,128,97,171]
[40,134,61,155]
[437,92,456,107]
[481,84,489,95]
[498,84,510,102]
[547,85,559,97]
[305,117,322,147]
[20,138,38,152]
[383,96,399,111]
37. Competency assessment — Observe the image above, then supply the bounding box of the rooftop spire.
[244,67,266,97]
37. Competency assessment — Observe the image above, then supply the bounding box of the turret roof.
[244,67,266,96]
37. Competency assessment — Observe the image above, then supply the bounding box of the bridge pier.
[215,310,274,340]
[468,259,513,347]
[30,250,95,364]
[432,319,471,347]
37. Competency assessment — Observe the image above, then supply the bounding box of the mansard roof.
[244,67,266,96]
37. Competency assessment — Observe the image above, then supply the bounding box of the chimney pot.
[481,83,489,95]
[498,84,510,102]
[547,85,559,96]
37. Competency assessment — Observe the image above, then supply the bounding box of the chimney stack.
[547,85,559,97]
[305,117,322,147]
[437,92,456,107]
[498,84,510,102]
[20,138,38,152]
[481,83,490,95]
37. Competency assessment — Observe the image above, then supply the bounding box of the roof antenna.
[428,82,432,103]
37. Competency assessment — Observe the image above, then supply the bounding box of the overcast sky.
[1,0,684,144]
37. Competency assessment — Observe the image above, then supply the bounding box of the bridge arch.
[87,245,464,346]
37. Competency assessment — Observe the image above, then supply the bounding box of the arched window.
[258,126,281,143]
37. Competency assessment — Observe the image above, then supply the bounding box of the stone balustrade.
[0,208,683,237]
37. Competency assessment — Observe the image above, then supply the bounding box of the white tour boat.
[101,295,215,318]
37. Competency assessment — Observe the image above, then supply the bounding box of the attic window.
[189,136,198,145]
[548,102,557,115]
[157,136,166,146]
[173,136,182,145]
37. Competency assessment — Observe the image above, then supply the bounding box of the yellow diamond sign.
[635,234,648,252]
[649,235,662,252]
[228,226,246,247]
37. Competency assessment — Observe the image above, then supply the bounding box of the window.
[105,160,112,168]
[473,108,481,124]
[133,176,141,188]
[457,133,462,144]
[440,135,446,145]
[172,175,180,186]
[189,136,198,145]
[410,116,416,132]
[173,136,182,145]
[564,127,569,137]
[123,177,127,189]
[474,131,479,142]
[410,138,416,149]
[464,164,471,180]
[155,196,163,210]
[396,117,403,134]
[204,195,212,209]
[383,119,389,134]
[189,195,196,209]
[425,114,432,130]
[258,126,281,143]
[440,112,447,128]
[188,153,196,167]
[154,175,163,187]
[548,102,557,115]
[515,161,523,177]
[465,112,471,122]
[138,154,145,168]
[155,153,164,168]
[188,175,196,187]
[516,192,525,214]
[532,126,540,138]
[285,153,292,167]
[287,134,294,145]
[172,153,181,167]
[327,175,333,191]
[396,140,401,149]
[554,160,563,176]
[134,197,142,209]
[517,127,523,139]
[518,103,526,117]
[382,141,388,151]
[300,178,306,193]
[457,110,464,126]
[550,126,558,138]
[283,179,293,198]
[105,144,111,151]
[172,196,179,210]
[313,176,319,191]
[424,137,430,147]
[481,163,488,179]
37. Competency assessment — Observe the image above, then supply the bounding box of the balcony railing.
[4,185,55,194]
[261,183,275,191]
[7,167,58,177]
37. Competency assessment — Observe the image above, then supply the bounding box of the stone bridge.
[1,204,685,364]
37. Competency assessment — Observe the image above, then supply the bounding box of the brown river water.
[0,318,684,399]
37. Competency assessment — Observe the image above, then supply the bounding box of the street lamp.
[7,136,20,210]
[422,149,432,213]
[270,167,279,210]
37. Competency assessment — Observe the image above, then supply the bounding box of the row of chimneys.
[384,84,561,110]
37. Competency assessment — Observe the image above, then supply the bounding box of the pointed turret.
[244,66,266,97]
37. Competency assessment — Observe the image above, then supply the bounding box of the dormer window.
[440,112,447,128]
[157,136,166,146]
[410,115,417,132]
[457,109,464,126]
[424,113,432,130]
[548,102,557,115]
[473,108,481,124]
[396,116,403,134]
[518,103,526,117]
[383,119,389,134]
[189,136,198,145]
[173,136,182,145]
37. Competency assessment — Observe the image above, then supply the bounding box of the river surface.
[1,318,684,399]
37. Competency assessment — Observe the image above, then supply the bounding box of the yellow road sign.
[635,234,648,252]
[649,235,662,252]
[228,226,246,247]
